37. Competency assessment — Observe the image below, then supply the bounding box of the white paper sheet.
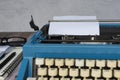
[0,45,10,51]
[49,22,99,35]
[53,16,97,20]
[0,45,10,58]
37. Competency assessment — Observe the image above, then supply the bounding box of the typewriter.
[0,47,22,80]
[18,16,120,80]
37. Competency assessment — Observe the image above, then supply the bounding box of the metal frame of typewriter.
[17,20,120,80]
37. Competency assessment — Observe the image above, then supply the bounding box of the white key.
[38,77,47,80]
[61,78,70,80]
[114,69,120,78]
[35,58,44,67]
[38,67,47,76]
[55,59,64,67]
[75,59,84,68]
[50,78,59,80]
[45,58,54,67]
[27,77,36,80]
[69,68,79,77]
[65,59,74,67]
[83,79,93,80]
[102,69,112,78]
[71,78,82,80]
[86,59,95,68]
[95,79,104,80]
[91,69,101,77]
[107,60,116,68]
[0,77,4,80]
[118,60,120,67]
[96,60,105,68]
[48,68,58,76]
[59,68,68,77]
[80,69,89,77]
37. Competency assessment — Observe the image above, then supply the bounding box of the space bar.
[0,52,16,69]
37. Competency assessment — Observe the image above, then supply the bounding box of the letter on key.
[65,59,74,68]
[45,59,54,67]
[114,69,120,78]
[80,69,90,78]
[102,69,112,78]
[38,67,47,76]
[107,60,116,68]
[96,60,105,68]
[55,59,64,67]
[118,60,120,67]
[59,68,68,77]
[91,69,101,78]
[69,68,79,77]
[35,58,44,67]
[48,68,57,76]
[38,77,47,80]
[50,78,59,80]
[86,59,95,68]
[75,59,84,68]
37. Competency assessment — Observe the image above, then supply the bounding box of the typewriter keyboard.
[27,58,120,80]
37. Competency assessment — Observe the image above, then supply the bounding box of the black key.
[97,77,106,80]
[102,66,110,70]
[81,59,89,69]
[51,65,58,68]
[97,79,105,80]
[66,74,72,78]
[76,76,83,80]
[61,65,68,68]
[71,65,78,68]
[114,67,120,70]
[109,77,117,80]
[86,77,94,80]
[102,60,110,69]
[40,65,47,68]
[92,66,100,69]
[95,60,99,68]
[0,52,16,69]
[81,66,89,69]
[54,75,61,79]
[0,53,5,60]
[75,76,83,79]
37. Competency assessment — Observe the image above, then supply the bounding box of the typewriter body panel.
[18,19,120,80]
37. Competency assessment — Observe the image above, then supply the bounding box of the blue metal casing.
[17,23,120,80]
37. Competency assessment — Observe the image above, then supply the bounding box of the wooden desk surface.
[0,32,34,39]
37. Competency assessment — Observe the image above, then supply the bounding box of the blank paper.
[49,22,99,35]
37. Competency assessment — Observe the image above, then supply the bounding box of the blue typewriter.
[18,16,120,80]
